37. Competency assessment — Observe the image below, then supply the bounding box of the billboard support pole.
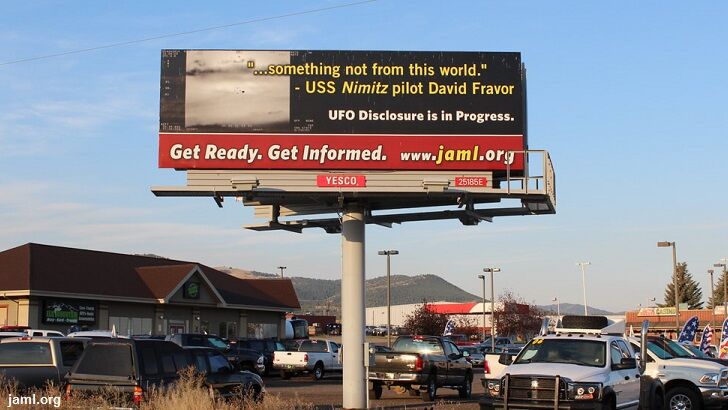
[341,205,367,410]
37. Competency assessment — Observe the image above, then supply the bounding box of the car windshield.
[392,337,444,355]
[647,338,691,359]
[514,339,606,367]
[645,340,675,359]
[207,337,229,350]
[680,343,708,358]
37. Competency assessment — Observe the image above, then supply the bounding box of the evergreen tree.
[662,262,703,309]
[710,269,728,308]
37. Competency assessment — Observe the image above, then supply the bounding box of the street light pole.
[657,241,680,333]
[709,269,715,327]
[576,262,591,316]
[715,260,728,323]
[378,250,398,348]
[478,274,487,344]
[483,267,501,352]
[277,266,286,278]
[552,297,560,317]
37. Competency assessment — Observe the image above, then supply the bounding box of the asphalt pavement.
[264,369,486,409]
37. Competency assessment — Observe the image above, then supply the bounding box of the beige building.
[0,243,300,338]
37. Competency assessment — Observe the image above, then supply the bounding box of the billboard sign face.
[42,300,96,325]
[159,50,526,171]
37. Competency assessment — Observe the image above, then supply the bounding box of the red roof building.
[0,243,300,339]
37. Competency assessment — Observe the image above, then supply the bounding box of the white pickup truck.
[629,336,728,410]
[480,316,664,410]
[273,339,342,380]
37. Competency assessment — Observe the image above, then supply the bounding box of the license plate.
[386,373,395,379]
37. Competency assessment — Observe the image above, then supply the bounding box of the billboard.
[159,50,526,171]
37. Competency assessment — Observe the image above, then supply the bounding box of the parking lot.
[264,369,485,409]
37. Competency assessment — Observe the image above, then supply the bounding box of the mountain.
[216,267,278,279]
[217,267,616,316]
[537,303,616,316]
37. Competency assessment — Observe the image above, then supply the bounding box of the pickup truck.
[630,336,728,409]
[0,336,87,389]
[273,339,342,380]
[480,316,664,410]
[369,335,473,401]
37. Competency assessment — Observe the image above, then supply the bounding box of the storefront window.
[247,323,278,339]
[218,322,238,339]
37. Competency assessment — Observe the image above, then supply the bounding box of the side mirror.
[498,353,513,365]
[612,357,637,370]
[634,352,641,362]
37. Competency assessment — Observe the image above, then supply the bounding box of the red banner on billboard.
[159,133,524,171]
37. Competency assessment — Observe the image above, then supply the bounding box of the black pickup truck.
[368,335,473,401]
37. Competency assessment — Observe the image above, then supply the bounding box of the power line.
[0,0,377,66]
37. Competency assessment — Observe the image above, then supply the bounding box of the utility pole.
[576,262,591,316]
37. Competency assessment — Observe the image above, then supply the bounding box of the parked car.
[325,323,342,335]
[369,344,392,354]
[459,345,485,367]
[67,330,130,339]
[630,336,728,410]
[24,329,65,338]
[166,333,264,375]
[481,316,662,410]
[232,339,286,376]
[185,347,264,400]
[445,334,477,347]
[273,339,342,380]
[0,336,87,389]
[65,339,264,405]
[0,332,27,340]
[0,326,30,333]
[369,335,473,401]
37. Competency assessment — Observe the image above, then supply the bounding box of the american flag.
[678,316,699,343]
[443,319,456,336]
[720,318,728,359]
[700,325,714,355]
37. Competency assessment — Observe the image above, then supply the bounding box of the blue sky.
[1,1,726,312]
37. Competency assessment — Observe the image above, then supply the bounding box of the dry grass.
[0,370,315,410]
[0,372,474,409]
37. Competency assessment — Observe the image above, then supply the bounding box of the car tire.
[312,363,324,381]
[459,372,472,398]
[372,382,383,399]
[420,375,437,402]
[280,370,292,380]
[600,394,616,410]
[666,387,699,410]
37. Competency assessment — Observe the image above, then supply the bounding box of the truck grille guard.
[501,374,567,409]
